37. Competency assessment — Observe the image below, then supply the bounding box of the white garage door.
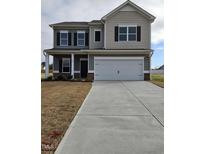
[94,57,144,80]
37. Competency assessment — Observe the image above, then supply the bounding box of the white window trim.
[118,25,137,42]
[60,31,69,46]
[62,58,70,73]
[94,29,101,42]
[77,31,85,46]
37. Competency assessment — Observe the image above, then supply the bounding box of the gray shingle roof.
[50,20,103,27]
[49,22,89,27]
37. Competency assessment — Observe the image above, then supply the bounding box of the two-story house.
[44,0,155,81]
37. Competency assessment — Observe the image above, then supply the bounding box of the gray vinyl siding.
[53,55,71,71]
[54,29,89,49]
[144,56,150,70]
[74,55,88,71]
[89,55,94,70]
[53,56,59,71]
[105,11,151,49]
[89,26,104,49]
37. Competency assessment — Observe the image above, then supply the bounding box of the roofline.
[101,0,155,22]
[44,49,152,55]
[48,0,156,28]
[49,22,89,28]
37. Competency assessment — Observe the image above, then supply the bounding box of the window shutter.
[59,59,62,72]
[137,26,141,42]
[74,32,77,46]
[68,32,72,46]
[57,32,60,46]
[85,32,89,46]
[114,26,118,42]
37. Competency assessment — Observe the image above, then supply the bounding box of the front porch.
[44,53,94,80]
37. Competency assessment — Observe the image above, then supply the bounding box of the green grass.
[150,74,164,88]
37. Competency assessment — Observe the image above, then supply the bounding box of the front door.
[80,60,88,78]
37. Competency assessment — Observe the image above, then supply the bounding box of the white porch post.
[71,53,74,79]
[45,53,49,79]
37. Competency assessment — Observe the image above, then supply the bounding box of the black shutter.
[59,59,62,72]
[74,32,77,46]
[85,32,89,46]
[68,32,72,46]
[137,26,141,42]
[114,26,118,42]
[57,32,60,46]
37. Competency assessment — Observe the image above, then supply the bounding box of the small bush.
[54,74,73,81]
[41,76,53,81]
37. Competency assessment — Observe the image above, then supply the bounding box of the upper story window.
[60,31,68,46]
[119,26,136,41]
[119,27,127,41]
[57,31,71,47]
[128,27,136,41]
[77,31,85,46]
[94,29,101,42]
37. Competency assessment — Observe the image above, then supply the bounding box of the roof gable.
[101,0,155,22]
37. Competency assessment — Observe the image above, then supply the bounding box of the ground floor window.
[62,58,70,73]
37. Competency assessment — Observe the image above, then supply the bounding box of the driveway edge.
[54,84,94,154]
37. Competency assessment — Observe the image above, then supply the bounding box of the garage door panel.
[94,58,144,81]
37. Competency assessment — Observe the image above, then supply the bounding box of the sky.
[41,0,164,68]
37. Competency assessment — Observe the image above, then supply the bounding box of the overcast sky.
[41,0,164,68]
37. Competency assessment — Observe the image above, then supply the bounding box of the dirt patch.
[41,81,92,154]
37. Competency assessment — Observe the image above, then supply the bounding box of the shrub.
[54,74,73,81]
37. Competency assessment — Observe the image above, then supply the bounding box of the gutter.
[150,49,154,57]
[43,50,47,56]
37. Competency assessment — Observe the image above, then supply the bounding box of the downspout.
[150,49,154,57]
[43,50,47,71]
[149,49,154,79]
[43,50,46,57]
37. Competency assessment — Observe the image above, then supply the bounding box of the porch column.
[45,53,49,79]
[71,53,74,79]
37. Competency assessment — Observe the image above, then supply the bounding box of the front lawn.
[41,81,92,153]
[150,74,164,88]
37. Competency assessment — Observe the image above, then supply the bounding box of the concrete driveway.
[55,81,164,154]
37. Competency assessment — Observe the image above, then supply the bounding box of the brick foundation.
[144,73,150,80]
[87,73,94,80]
[74,73,94,81]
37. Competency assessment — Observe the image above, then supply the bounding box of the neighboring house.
[44,0,155,80]
[158,65,164,70]
[151,65,164,75]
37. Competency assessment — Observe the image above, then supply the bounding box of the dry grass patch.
[41,81,92,154]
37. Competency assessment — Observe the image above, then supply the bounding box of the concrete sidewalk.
[55,81,164,154]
